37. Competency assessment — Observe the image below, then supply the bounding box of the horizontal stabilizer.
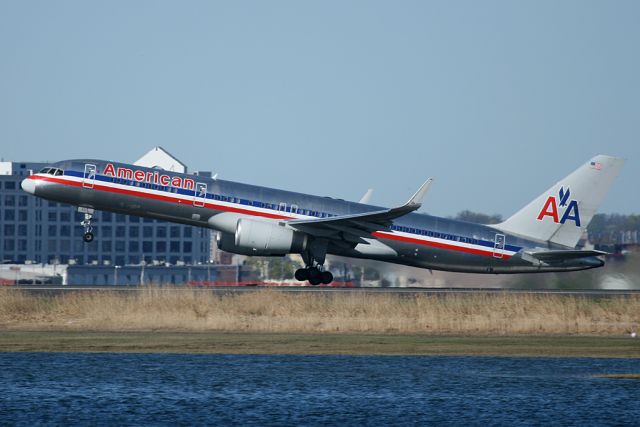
[525,249,608,262]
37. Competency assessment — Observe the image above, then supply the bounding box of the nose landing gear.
[79,208,95,243]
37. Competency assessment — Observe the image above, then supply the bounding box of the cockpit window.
[38,167,64,176]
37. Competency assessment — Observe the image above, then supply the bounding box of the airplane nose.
[21,177,37,195]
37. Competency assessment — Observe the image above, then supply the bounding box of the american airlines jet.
[21,155,623,285]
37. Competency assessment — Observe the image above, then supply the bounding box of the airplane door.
[493,233,505,259]
[83,164,96,189]
[193,182,207,207]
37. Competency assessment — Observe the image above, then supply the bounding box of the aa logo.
[536,186,581,226]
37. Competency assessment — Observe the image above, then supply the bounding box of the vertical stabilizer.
[495,155,624,248]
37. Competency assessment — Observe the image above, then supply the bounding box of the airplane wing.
[359,189,374,204]
[286,179,432,244]
[524,249,608,263]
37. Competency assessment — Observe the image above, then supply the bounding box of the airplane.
[21,154,624,285]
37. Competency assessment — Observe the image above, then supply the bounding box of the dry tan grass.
[0,287,638,335]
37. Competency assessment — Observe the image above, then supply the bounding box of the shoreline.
[1,330,639,358]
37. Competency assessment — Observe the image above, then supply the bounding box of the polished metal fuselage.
[24,159,604,273]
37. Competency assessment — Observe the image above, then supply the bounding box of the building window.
[3,240,14,250]
[48,240,57,251]
[170,241,180,252]
[18,225,27,236]
[5,195,15,206]
[156,227,167,238]
[4,210,15,221]
[170,226,180,238]
[102,240,112,252]
[116,226,126,237]
[48,201,57,208]
[60,240,71,252]
[184,227,192,238]
[4,224,15,235]
[129,227,139,238]
[48,212,57,222]
[183,242,192,252]
[5,181,16,190]
[129,241,139,252]
[18,210,27,221]
[18,196,28,206]
[156,241,166,252]
[60,212,71,222]
[60,225,71,236]
[116,214,126,223]
[143,241,153,252]
[48,225,57,235]
[101,226,112,236]
[115,241,125,252]
[102,212,112,222]
[143,226,153,238]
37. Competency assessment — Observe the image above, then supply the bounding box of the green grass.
[1,331,639,358]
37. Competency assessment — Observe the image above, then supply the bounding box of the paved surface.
[7,285,640,297]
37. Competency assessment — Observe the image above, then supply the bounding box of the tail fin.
[495,155,624,248]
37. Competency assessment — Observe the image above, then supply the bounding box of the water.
[1,353,638,426]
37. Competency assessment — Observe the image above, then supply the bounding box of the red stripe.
[372,231,513,259]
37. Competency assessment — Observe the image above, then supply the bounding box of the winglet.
[406,178,433,207]
[359,189,374,204]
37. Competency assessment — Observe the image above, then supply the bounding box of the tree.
[454,210,503,224]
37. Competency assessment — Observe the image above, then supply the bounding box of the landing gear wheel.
[307,267,322,286]
[320,271,333,285]
[294,268,309,281]
[80,210,95,244]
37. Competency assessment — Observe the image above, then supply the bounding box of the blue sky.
[1,1,638,217]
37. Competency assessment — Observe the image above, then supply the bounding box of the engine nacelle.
[216,219,307,256]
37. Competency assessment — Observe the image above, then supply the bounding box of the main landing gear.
[295,239,334,286]
[80,208,95,243]
[294,267,333,286]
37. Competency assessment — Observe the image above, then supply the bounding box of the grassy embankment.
[0,288,639,356]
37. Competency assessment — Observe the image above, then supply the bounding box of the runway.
[7,285,640,298]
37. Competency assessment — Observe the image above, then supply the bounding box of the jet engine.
[216,218,307,256]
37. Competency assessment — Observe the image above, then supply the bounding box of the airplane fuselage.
[21,159,604,275]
